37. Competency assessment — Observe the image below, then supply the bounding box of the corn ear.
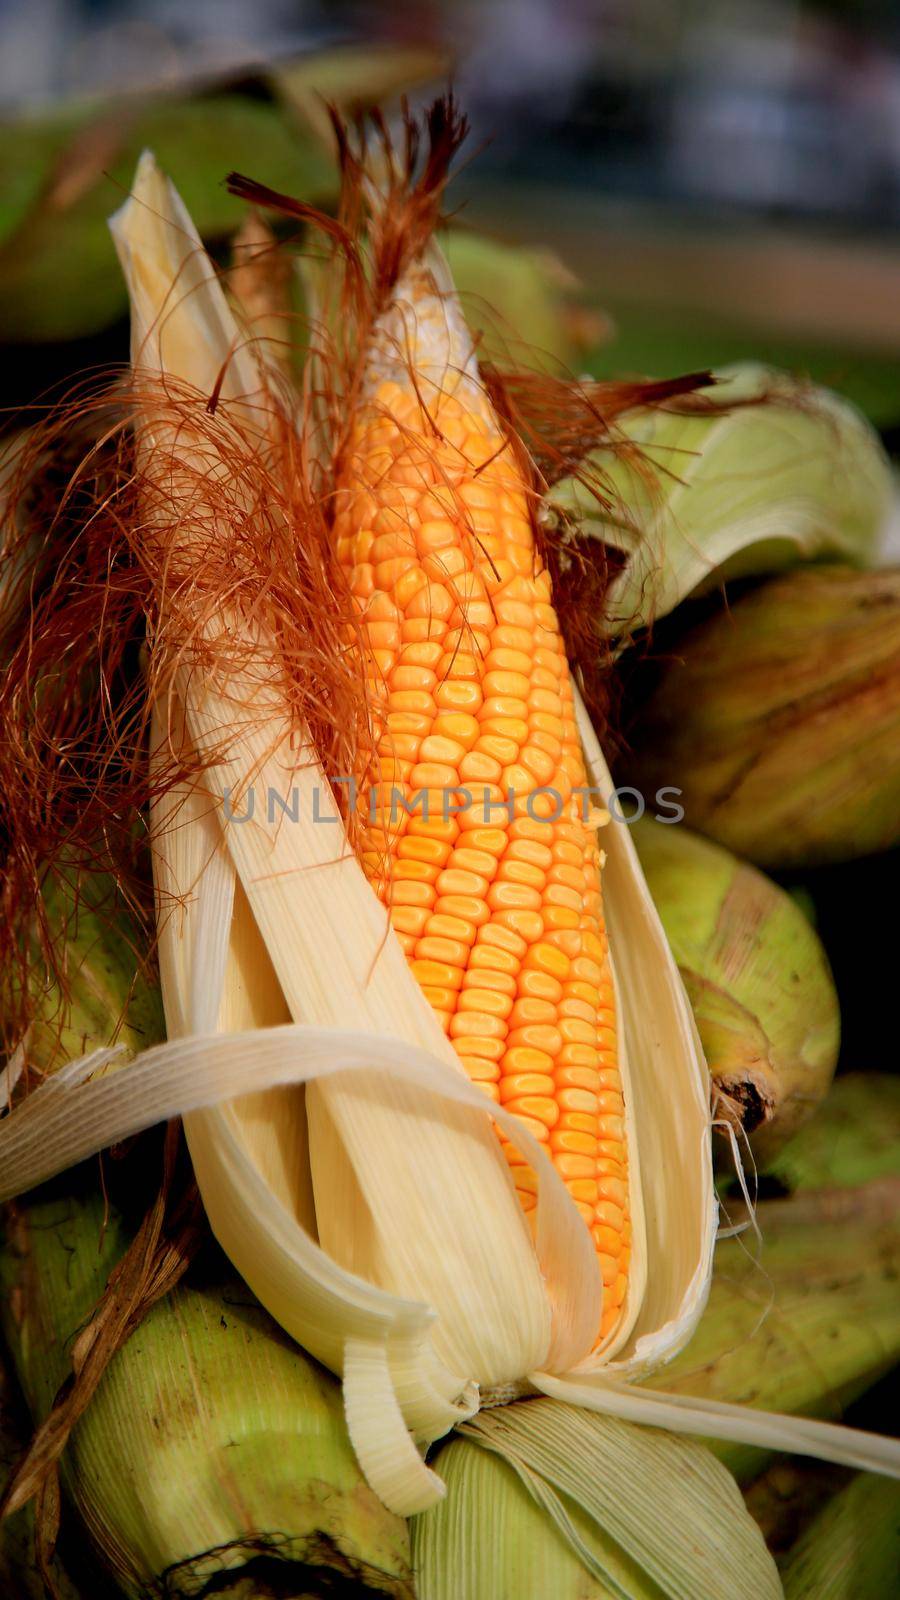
[632,818,839,1157]
[0,1174,414,1598]
[781,1473,900,1599]
[413,1400,782,1600]
[626,565,900,869]
[412,1433,633,1600]
[3,142,896,1518]
[548,364,890,633]
[647,1182,900,1482]
[762,1075,900,1192]
[107,151,715,1502]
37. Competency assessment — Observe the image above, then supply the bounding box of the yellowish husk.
[1,153,898,1520]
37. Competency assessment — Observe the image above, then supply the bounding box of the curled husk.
[547,363,891,634]
[632,817,839,1156]
[626,565,900,868]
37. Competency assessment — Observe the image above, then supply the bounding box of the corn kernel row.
[335,378,630,1341]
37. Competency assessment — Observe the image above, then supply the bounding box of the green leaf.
[442,230,582,369]
[0,93,335,342]
[549,364,891,634]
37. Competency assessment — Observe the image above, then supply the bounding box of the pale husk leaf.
[571,692,716,1375]
[447,1400,783,1600]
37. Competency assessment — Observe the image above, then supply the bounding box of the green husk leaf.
[624,565,900,869]
[632,817,839,1157]
[0,1174,413,1599]
[781,1472,900,1599]
[646,1184,900,1481]
[0,93,334,342]
[412,1432,641,1600]
[762,1076,900,1193]
[20,866,164,1075]
[442,230,587,369]
[549,364,891,632]
[414,1399,781,1600]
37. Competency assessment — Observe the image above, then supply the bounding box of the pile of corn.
[1,87,898,1600]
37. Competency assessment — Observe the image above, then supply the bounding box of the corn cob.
[413,1402,782,1600]
[335,269,630,1342]
[625,565,900,869]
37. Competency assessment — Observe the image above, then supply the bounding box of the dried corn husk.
[625,566,900,868]
[413,1401,781,1600]
[632,818,839,1157]
[112,150,714,1505]
[0,1174,413,1598]
[548,364,891,634]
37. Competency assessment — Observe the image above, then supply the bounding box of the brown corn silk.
[333,269,630,1342]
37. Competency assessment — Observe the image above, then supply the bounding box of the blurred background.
[1,0,900,429]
